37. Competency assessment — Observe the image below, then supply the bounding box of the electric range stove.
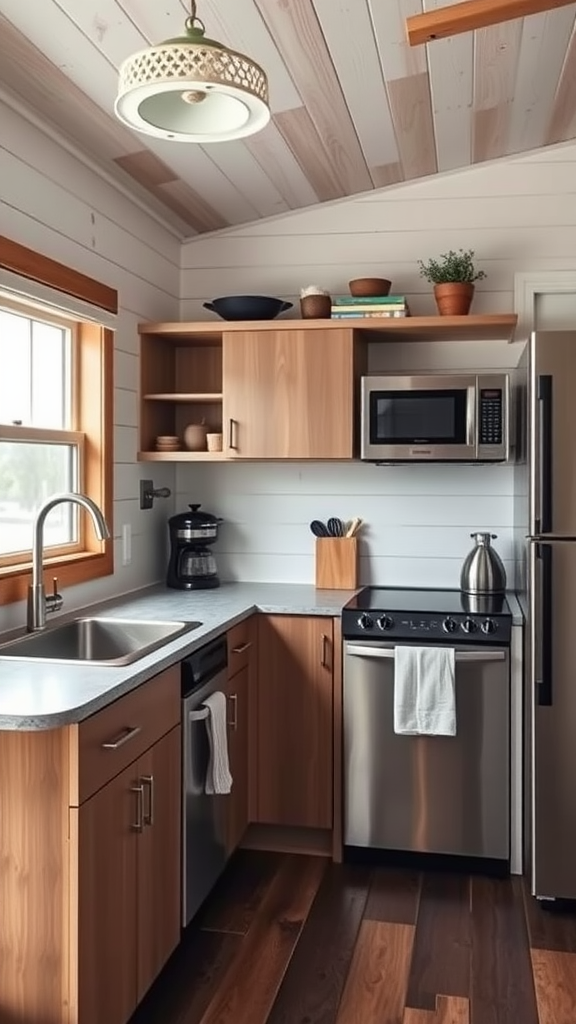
[341,587,512,644]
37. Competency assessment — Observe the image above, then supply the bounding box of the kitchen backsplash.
[176,462,515,589]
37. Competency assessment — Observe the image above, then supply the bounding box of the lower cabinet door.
[136,726,181,1001]
[76,763,139,1024]
[256,615,334,828]
[227,665,250,853]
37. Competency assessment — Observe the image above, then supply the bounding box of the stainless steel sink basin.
[0,617,202,666]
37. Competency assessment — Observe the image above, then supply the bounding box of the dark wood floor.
[131,850,576,1024]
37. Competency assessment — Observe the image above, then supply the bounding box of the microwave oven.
[360,373,511,462]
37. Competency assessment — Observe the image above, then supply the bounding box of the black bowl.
[203,295,293,321]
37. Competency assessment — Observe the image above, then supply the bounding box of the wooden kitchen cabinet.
[136,727,181,1001]
[0,664,181,1024]
[137,316,518,463]
[225,616,255,853]
[222,327,360,459]
[73,720,181,1024]
[255,615,333,829]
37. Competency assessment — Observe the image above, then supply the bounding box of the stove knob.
[442,616,458,633]
[376,614,394,631]
[357,613,374,630]
[461,617,478,633]
[481,617,497,635]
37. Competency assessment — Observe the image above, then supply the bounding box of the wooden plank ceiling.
[0,0,575,237]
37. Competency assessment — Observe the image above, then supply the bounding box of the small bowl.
[349,278,391,297]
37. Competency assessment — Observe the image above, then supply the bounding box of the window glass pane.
[0,441,78,556]
[0,310,31,424]
[0,307,70,428]
[32,320,69,428]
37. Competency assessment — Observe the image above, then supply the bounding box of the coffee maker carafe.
[167,504,222,590]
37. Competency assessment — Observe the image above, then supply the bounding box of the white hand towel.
[203,691,233,794]
[393,646,456,737]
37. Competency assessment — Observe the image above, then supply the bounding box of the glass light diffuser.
[115,3,270,143]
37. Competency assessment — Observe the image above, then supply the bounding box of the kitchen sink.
[0,617,202,666]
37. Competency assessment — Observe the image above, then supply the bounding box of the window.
[0,236,116,606]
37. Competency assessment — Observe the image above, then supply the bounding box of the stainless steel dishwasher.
[342,587,512,862]
[181,635,229,927]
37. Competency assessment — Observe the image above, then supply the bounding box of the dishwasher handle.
[345,644,506,662]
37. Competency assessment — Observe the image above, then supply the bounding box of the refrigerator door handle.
[537,375,553,534]
[533,542,553,707]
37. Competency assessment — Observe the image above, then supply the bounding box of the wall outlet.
[122,524,132,566]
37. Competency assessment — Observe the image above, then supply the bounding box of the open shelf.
[143,393,223,402]
[138,314,518,344]
[138,450,229,462]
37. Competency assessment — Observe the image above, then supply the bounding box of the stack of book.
[331,295,410,318]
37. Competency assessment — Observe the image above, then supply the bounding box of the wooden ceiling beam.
[406,0,576,46]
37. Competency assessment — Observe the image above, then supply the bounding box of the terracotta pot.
[433,282,475,316]
[300,294,332,319]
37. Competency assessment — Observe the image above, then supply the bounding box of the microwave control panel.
[479,389,503,445]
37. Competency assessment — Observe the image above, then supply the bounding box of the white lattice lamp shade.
[115,4,270,143]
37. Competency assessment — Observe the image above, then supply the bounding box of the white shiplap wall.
[176,144,576,586]
[180,141,576,321]
[176,462,514,589]
[0,97,181,631]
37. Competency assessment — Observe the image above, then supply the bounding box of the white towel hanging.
[203,691,233,794]
[393,646,456,736]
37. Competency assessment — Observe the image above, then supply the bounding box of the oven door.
[360,375,476,461]
[343,641,510,859]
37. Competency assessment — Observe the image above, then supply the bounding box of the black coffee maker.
[167,504,222,590]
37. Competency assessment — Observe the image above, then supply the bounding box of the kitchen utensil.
[203,296,293,321]
[345,517,362,537]
[310,520,329,538]
[460,532,506,595]
[327,517,344,537]
[349,278,391,297]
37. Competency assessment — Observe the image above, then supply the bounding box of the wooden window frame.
[0,236,115,606]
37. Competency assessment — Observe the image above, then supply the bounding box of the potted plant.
[418,249,487,316]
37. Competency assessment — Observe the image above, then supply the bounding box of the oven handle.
[345,644,506,662]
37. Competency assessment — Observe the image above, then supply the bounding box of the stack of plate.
[155,434,180,452]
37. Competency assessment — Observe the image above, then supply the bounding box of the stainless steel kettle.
[460,532,507,595]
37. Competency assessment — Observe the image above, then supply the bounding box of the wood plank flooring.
[130,851,576,1024]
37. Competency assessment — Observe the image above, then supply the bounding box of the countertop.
[0,582,356,730]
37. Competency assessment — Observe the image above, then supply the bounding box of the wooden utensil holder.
[315,538,358,589]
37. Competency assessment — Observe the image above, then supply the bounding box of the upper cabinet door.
[223,328,357,459]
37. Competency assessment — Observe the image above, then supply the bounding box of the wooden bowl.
[349,278,391,297]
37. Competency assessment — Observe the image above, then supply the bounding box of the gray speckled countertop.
[0,582,356,731]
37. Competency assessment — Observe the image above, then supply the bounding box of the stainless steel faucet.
[27,493,111,632]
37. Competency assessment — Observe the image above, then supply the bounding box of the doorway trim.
[514,270,576,341]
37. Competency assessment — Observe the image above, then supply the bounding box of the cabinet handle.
[131,783,144,832]
[142,774,154,826]
[320,633,328,668]
[228,417,238,451]
[228,693,238,730]
[231,641,252,654]
[102,725,141,750]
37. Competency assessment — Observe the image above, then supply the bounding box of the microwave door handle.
[467,385,476,448]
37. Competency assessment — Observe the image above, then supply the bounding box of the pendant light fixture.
[115,1,270,143]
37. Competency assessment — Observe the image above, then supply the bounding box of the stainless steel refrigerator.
[526,329,576,901]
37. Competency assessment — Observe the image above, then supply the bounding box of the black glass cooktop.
[342,587,511,643]
[348,587,509,616]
